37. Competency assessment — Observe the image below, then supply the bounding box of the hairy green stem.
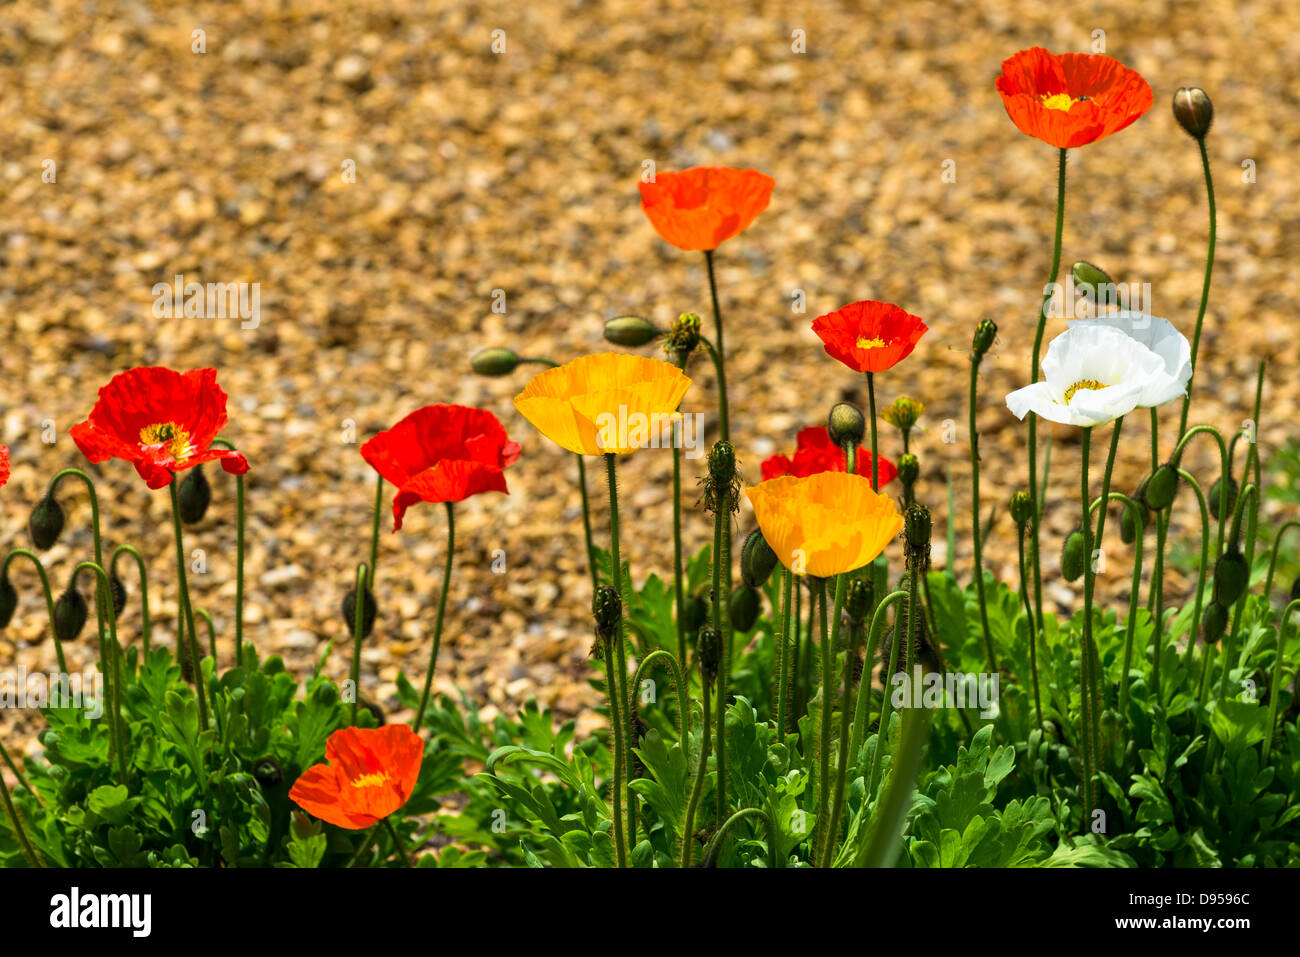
[413,503,455,734]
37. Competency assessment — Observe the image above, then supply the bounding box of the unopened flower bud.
[1212,548,1248,607]
[53,587,89,642]
[1071,261,1114,302]
[683,595,708,634]
[1142,465,1179,512]
[697,626,722,683]
[708,440,736,486]
[1060,527,1091,583]
[740,529,778,588]
[881,396,925,433]
[971,319,997,360]
[904,504,931,550]
[603,315,660,347]
[1119,497,1150,545]
[827,402,866,448]
[897,453,919,488]
[729,586,761,633]
[1208,475,1238,523]
[177,465,212,524]
[846,577,874,624]
[592,584,622,641]
[1203,601,1229,644]
[1009,490,1034,527]
[342,585,377,638]
[1172,87,1214,140]
[29,496,65,550]
[253,756,284,789]
[109,574,127,620]
[664,313,702,366]
[0,573,17,629]
[470,347,522,377]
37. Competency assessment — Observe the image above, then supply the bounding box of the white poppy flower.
[1067,310,1192,409]
[1005,324,1168,427]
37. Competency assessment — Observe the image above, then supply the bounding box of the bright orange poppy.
[513,353,691,456]
[745,473,902,578]
[811,300,928,374]
[638,166,774,251]
[289,725,423,830]
[996,47,1153,149]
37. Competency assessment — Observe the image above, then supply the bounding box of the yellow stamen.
[138,422,194,463]
[1041,93,1076,112]
[855,337,888,350]
[1063,379,1109,404]
[351,772,390,789]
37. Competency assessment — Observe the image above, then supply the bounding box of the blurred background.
[2,0,1296,747]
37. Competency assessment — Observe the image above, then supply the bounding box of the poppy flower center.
[1062,379,1109,404]
[855,336,888,350]
[1040,93,1077,112]
[351,771,391,789]
[138,422,194,463]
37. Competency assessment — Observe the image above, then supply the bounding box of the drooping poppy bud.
[0,573,17,629]
[342,585,377,638]
[253,756,284,789]
[592,584,622,643]
[1203,601,1229,644]
[682,594,708,634]
[109,574,128,619]
[1009,490,1034,527]
[53,587,89,642]
[827,402,866,449]
[470,347,522,377]
[1212,549,1248,607]
[1142,465,1179,511]
[971,319,997,360]
[729,585,761,633]
[740,529,778,588]
[1119,497,1149,545]
[177,464,212,524]
[603,316,660,347]
[1172,87,1214,140]
[697,626,722,683]
[29,496,65,550]
[1061,527,1091,583]
[1208,475,1238,523]
[846,576,873,625]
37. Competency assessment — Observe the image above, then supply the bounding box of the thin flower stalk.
[413,503,455,735]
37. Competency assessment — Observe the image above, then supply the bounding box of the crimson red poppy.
[638,166,775,251]
[289,724,423,830]
[0,445,8,490]
[761,427,897,486]
[996,47,1153,149]
[361,404,520,531]
[811,300,928,374]
[69,367,249,490]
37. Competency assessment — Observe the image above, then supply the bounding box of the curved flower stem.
[603,453,636,848]
[1262,521,1300,607]
[704,249,730,443]
[111,544,152,656]
[775,566,794,737]
[1090,493,1145,724]
[1177,138,1217,439]
[0,760,43,867]
[1149,514,1170,701]
[672,421,686,671]
[865,590,908,800]
[74,561,130,791]
[349,562,369,726]
[413,503,454,735]
[702,806,778,868]
[680,675,712,868]
[211,438,247,665]
[1263,600,1300,762]
[630,649,689,744]
[1176,471,1211,674]
[1216,485,1258,706]
[1014,525,1042,729]
[3,550,64,674]
[1026,147,1068,676]
[969,345,996,673]
[367,471,383,588]
[346,825,380,868]
[168,481,210,733]
[1171,425,1231,558]
[194,607,218,663]
[816,573,847,867]
[866,372,880,491]
[0,740,40,806]
[381,816,415,868]
[851,591,908,763]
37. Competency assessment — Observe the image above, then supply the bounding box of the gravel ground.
[2,0,1297,755]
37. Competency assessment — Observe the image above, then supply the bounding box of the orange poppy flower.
[996,47,1153,149]
[811,300,928,374]
[638,166,775,251]
[745,472,902,578]
[289,724,423,830]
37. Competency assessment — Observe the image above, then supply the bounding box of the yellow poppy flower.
[745,472,902,578]
[513,353,692,456]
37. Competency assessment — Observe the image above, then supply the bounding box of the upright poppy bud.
[0,572,17,628]
[664,313,702,368]
[592,584,622,645]
[342,585,377,638]
[897,453,919,489]
[603,316,660,347]
[471,347,522,377]
[697,625,722,683]
[29,495,65,550]
[827,402,866,449]
[701,440,740,515]
[971,319,997,360]
[1212,548,1248,607]
[1009,490,1034,527]
[53,586,89,642]
[729,585,760,633]
[1209,475,1238,523]
[881,396,924,436]
[1142,464,1179,511]
[177,464,212,524]
[904,504,931,553]
[1172,87,1214,140]
[740,529,778,588]
[1061,527,1091,583]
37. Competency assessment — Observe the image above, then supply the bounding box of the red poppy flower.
[69,367,249,490]
[360,404,520,531]
[638,166,775,251]
[0,445,8,490]
[289,724,423,830]
[811,300,928,374]
[995,47,1153,149]
[761,427,897,486]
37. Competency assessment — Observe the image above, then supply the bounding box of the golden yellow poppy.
[513,353,692,457]
[745,472,902,578]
